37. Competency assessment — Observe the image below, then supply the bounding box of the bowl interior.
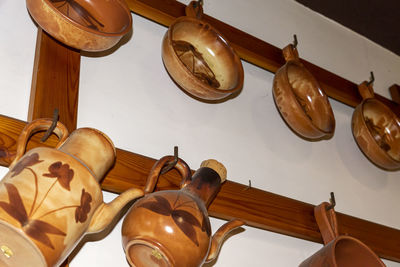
[286,62,335,133]
[170,18,241,90]
[48,0,130,34]
[362,99,400,161]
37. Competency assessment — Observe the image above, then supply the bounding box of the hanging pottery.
[162,1,244,101]
[273,43,335,140]
[26,0,132,51]
[299,202,385,266]
[352,81,400,170]
[122,157,244,267]
[0,119,143,266]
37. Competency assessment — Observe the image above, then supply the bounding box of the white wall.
[1,0,400,266]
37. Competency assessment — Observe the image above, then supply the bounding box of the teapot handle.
[143,155,192,194]
[282,44,300,62]
[314,202,339,245]
[358,81,375,100]
[9,118,69,169]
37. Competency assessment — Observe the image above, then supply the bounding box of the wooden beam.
[126,0,400,115]
[0,114,399,262]
[28,29,80,132]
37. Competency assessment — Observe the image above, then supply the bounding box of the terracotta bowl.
[352,82,400,170]
[273,44,335,140]
[161,5,244,101]
[26,0,132,52]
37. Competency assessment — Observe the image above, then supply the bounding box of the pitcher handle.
[9,118,69,169]
[314,202,339,245]
[143,155,192,194]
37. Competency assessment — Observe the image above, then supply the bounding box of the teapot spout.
[87,188,144,234]
[206,219,245,263]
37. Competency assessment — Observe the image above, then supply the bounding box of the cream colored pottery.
[0,119,143,266]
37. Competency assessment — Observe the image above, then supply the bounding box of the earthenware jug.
[122,156,244,267]
[273,43,335,140]
[299,202,385,267]
[0,119,144,267]
[352,81,400,170]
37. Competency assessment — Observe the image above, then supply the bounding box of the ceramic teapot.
[0,119,144,266]
[299,202,385,267]
[273,43,335,140]
[122,156,244,266]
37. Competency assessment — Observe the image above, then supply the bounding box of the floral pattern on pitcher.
[137,192,211,246]
[0,153,92,249]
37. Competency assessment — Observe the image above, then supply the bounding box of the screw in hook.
[367,71,375,86]
[160,146,179,175]
[326,192,336,211]
[193,0,203,8]
[41,108,59,142]
[243,179,252,191]
[293,34,298,49]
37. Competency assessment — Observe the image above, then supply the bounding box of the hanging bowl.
[26,0,132,52]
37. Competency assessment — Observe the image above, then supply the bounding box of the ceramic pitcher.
[0,119,144,267]
[122,156,244,267]
[299,202,385,267]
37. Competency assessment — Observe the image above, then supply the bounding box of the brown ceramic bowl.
[273,45,335,140]
[352,82,400,170]
[26,0,132,52]
[162,14,244,101]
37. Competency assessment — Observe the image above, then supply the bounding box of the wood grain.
[126,0,400,116]
[0,114,399,262]
[28,29,80,132]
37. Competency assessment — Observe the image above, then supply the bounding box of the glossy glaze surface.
[26,0,132,51]
[162,2,243,101]
[122,158,244,267]
[299,202,385,267]
[0,119,143,266]
[352,82,400,170]
[273,44,335,140]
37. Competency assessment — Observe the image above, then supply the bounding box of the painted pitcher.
[122,156,244,267]
[0,118,144,267]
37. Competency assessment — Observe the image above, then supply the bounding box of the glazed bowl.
[273,44,335,140]
[352,82,400,170]
[26,0,132,52]
[162,2,244,101]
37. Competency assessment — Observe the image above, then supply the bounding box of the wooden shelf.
[0,114,399,262]
[126,0,400,116]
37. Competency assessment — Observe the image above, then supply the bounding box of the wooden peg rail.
[0,114,399,262]
[126,0,400,116]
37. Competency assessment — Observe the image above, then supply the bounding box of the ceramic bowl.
[352,82,400,170]
[161,3,244,101]
[26,0,132,51]
[273,44,335,140]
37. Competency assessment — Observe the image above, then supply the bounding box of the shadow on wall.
[334,112,388,190]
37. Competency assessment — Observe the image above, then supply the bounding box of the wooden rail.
[0,114,399,262]
[126,0,400,116]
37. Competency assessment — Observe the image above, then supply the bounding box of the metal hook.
[41,108,59,142]
[293,34,298,49]
[326,192,336,211]
[194,0,203,8]
[161,146,179,175]
[243,179,252,191]
[367,71,375,86]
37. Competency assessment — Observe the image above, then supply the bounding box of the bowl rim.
[166,16,244,95]
[359,97,400,164]
[279,59,335,136]
[43,0,132,37]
